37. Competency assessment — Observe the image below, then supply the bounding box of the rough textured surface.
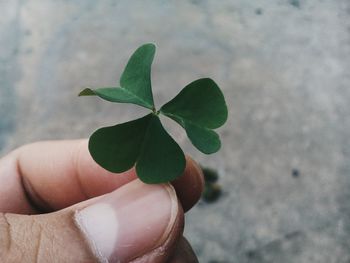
[1,1,350,262]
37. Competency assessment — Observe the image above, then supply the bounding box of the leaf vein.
[119,86,153,108]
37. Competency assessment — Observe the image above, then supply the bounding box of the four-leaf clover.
[79,43,227,184]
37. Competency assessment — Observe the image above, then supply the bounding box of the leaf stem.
[152,107,160,115]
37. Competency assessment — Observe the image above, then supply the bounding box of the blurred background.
[1,1,350,262]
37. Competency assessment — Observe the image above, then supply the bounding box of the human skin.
[0,140,204,262]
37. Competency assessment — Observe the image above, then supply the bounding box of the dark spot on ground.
[289,0,300,8]
[292,168,300,178]
[246,250,258,259]
[203,183,222,203]
[202,167,219,183]
[201,166,222,203]
[255,8,263,15]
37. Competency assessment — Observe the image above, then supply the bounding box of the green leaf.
[120,43,155,108]
[79,43,156,109]
[136,115,186,183]
[79,87,148,107]
[184,122,221,154]
[88,113,186,184]
[161,78,227,128]
[160,78,227,154]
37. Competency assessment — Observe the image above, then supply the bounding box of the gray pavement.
[1,1,350,262]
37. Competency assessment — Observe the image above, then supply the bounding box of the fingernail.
[75,180,178,263]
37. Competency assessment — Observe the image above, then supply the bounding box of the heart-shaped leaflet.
[79,43,155,109]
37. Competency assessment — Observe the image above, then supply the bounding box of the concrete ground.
[1,1,350,262]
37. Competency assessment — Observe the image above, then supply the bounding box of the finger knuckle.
[0,213,23,262]
[0,213,53,262]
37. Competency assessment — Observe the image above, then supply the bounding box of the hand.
[0,140,204,262]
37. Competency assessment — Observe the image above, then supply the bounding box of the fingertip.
[186,156,205,192]
[172,156,204,212]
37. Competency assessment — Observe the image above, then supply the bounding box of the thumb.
[0,180,183,263]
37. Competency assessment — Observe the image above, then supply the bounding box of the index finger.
[0,140,204,214]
